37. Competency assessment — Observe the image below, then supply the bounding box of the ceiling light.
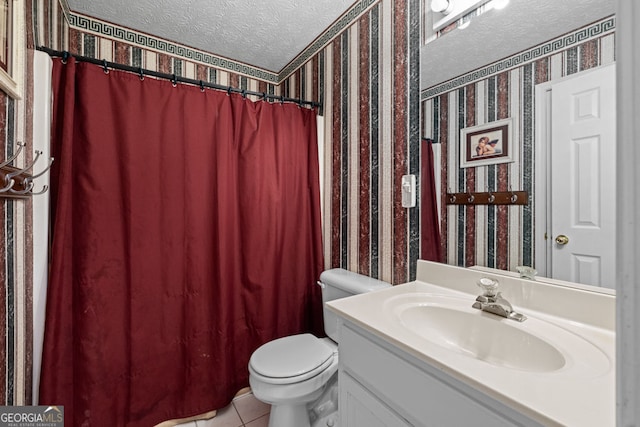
[431,0,455,14]
[487,0,510,10]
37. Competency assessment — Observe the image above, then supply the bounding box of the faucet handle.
[477,277,499,297]
[516,266,537,280]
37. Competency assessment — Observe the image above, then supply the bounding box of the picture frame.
[0,0,23,100]
[0,0,10,72]
[460,118,514,168]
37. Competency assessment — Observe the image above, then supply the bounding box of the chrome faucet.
[472,278,526,322]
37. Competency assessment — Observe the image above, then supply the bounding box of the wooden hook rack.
[445,191,528,206]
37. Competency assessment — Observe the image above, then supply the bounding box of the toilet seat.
[249,334,336,385]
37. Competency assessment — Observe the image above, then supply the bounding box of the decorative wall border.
[420,16,616,100]
[69,13,280,83]
[68,0,381,85]
[278,0,380,81]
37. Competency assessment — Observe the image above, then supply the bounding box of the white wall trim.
[616,0,640,425]
[533,82,552,277]
[616,0,640,427]
[32,51,53,404]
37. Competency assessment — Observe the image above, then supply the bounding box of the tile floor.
[194,392,271,427]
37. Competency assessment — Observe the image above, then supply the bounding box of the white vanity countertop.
[326,261,615,427]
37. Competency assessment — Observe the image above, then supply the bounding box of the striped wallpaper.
[44,0,422,285]
[301,0,422,285]
[421,17,616,271]
[0,89,22,406]
[4,0,616,409]
[2,0,42,406]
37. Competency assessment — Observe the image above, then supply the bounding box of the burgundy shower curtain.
[40,58,324,426]
[421,139,443,262]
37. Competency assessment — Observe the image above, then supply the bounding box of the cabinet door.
[340,371,412,427]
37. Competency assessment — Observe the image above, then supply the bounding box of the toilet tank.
[318,268,391,342]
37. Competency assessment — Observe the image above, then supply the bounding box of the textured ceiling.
[66,0,354,72]
[422,0,616,89]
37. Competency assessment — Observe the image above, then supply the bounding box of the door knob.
[555,234,569,245]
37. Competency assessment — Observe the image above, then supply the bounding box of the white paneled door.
[550,64,616,288]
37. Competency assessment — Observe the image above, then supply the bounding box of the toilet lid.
[249,334,335,380]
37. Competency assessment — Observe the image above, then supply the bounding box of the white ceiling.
[66,0,617,87]
[66,0,354,72]
[422,0,616,89]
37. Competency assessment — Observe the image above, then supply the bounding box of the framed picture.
[460,118,514,168]
[0,0,22,99]
[0,0,10,72]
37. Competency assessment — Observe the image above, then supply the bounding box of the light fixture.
[431,0,455,15]
[486,0,509,10]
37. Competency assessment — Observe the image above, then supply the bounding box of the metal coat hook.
[6,150,42,182]
[0,142,25,169]
[23,157,54,186]
[509,185,518,203]
[0,143,53,198]
[0,178,14,192]
[487,186,495,203]
[467,191,475,203]
[30,185,50,196]
[10,181,35,195]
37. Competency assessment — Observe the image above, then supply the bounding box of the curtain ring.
[241,89,246,98]
[199,80,205,92]
[61,51,69,64]
[262,92,268,102]
[227,87,232,96]
[171,74,177,87]
[139,67,144,81]
[102,59,109,74]
[280,95,284,105]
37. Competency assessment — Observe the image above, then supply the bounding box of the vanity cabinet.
[338,321,543,427]
[340,372,411,427]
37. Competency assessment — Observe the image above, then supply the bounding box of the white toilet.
[248,268,391,427]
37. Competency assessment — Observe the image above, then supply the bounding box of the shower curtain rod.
[36,46,322,109]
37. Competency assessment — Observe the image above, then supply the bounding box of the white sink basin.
[384,293,611,376]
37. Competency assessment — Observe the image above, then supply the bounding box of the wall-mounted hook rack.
[446,190,528,206]
[0,142,54,199]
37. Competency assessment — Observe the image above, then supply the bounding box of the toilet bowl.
[248,269,391,427]
[249,334,338,427]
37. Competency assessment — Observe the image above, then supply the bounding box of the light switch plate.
[401,175,416,208]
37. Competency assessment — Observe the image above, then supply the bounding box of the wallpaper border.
[67,0,381,85]
[420,16,616,100]
[278,0,380,81]
[68,13,281,83]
